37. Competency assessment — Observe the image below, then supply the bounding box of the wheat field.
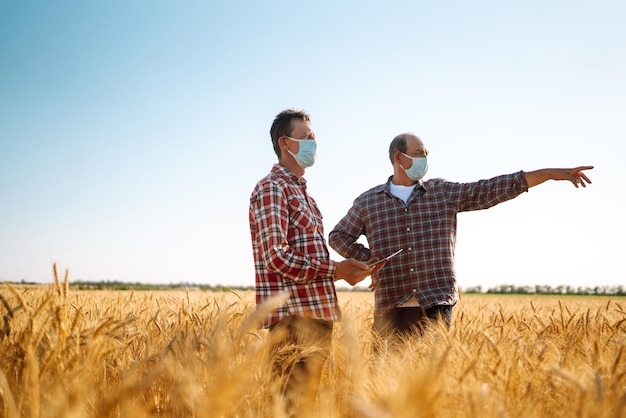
[1,272,625,417]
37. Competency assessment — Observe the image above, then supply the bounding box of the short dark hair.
[388,133,409,164]
[270,109,311,159]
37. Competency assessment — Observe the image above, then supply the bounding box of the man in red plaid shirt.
[329,132,593,343]
[249,109,373,415]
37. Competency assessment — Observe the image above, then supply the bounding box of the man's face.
[399,135,428,168]
[283,120,315,155]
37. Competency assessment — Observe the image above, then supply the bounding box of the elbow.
[265,253,310,284]
[328,231,339,251]
[263,250,283,274]
[328,230,347,253]
[265,254,285,275]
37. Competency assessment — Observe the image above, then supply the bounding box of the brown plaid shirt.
[329,172,528,316]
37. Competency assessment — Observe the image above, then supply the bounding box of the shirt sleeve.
[443,171,529,212]
[328,198,372,262]
[252,179,336,284]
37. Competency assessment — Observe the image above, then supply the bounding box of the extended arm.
[524,166,594,188]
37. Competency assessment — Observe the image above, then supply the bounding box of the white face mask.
[401,152,428,181]
[286,137,317,168]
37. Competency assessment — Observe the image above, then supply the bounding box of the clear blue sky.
[1,1,624,290]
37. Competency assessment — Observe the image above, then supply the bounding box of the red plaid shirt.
[249,164,339,328]
[329,172,529,316]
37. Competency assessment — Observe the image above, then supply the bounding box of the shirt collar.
[380,175,426,194]
[272,163,307,185]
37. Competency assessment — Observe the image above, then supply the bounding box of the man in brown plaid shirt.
[330,132,593,344]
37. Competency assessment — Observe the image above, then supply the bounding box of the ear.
[278,136,289,151]
[393,151,403,164]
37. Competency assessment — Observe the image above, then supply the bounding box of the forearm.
[328,230,371,261]
[265,247,335,284]
[524,167,593,189]
[524,169,557,188]
[453,171,528,212]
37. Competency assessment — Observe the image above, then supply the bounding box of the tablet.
[368,248,403,268]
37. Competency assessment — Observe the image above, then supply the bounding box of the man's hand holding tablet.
[366,249,403,290]
[367,248,403,269]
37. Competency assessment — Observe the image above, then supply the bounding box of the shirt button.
[410,268,414,272]
[406,227,410,231]
[412,289,417,293]
[408,247,412,251]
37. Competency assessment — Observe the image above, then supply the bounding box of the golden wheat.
[0,273,624,418]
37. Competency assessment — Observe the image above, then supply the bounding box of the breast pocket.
[288,198,316,232]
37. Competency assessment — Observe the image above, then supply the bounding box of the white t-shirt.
[389,182,416,204]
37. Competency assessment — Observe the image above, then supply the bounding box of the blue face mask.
[401,152,428,181]
[287,137,317,168]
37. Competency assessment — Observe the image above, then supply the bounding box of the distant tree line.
[462,284,626,296]
[13,279,255,292]
[67,280,256,292]
[11,279,625,296]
